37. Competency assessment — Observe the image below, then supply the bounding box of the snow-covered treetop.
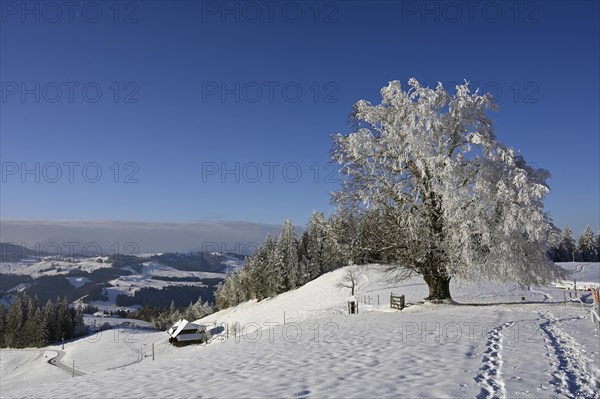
[332,78,563,289]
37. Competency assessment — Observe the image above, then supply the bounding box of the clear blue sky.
[1,1,599,241]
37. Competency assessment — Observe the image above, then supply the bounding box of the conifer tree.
[558,227,577,262]
[278,219,299,290]
[297,232,309,286]
[6,295,25,347]
[306,211,326,280]
[0,305,6,347]
[264,235,284,296]
[577,225,598,262]
[42,299,58,342]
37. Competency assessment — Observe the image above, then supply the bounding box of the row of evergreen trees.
[215,211,358,310]
[549,225,600,262]
[156,298,213,329]
[128,297,213,330]
[0,294,86,348]
[215,215,599,311]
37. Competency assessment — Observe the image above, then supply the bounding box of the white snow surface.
[66,276,92,288]
[83,316,154,329]
[0,259,111,277]
[2,262,599,399]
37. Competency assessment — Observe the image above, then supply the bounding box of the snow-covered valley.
[1,262,598,398]
[0,252,243,311]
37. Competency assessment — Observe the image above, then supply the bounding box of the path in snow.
[104,331,146,371]
[538,312,600,399]
[474,320,515,399]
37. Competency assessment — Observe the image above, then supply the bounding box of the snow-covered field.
[86,261,224,311]
[1,263,599,398]
[0,253,239,280]
[0,257,228,312]
[0,258,111,277]
[83,316,155,329]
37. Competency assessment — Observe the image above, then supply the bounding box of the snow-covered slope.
[2,263,599,398]
[0,258,111,277]
[198,262,600,329]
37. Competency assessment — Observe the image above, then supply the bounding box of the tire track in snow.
[474,321,515,399]
[105,328,146,371]
[105,345,144,371]
[538,312,600,399]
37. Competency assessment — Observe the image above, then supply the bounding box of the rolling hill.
[1,262,598,398]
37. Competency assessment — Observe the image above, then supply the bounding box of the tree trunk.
[423,273,452,302]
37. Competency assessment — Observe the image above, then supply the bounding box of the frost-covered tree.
[558,227,577,262]
[246,249,265,300]
[297,231,310,284]
[214,276,233,310]
[332,78,563,301]
[306,211,326,280]
[184,296,213,321]
[264,235,284,296]
[336,266,362,296]
[577,225,597,262]
[321,217,345,273]
[231,272,245,304]
[328,210,357,265]
[296,242,308,287]
[278,219,299,290]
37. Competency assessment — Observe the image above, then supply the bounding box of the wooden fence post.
[152,343,155,361]
[390,293,406,311]
[72,360,75,378]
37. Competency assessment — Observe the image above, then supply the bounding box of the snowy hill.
[1,263,599,398]
[199,262,600,328]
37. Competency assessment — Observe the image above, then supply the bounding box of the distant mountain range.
[0,242,246,264]
[0,242,39,262]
